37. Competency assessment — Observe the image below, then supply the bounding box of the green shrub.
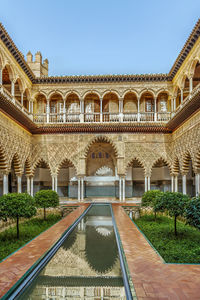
[34,190,59,220]
[161,192,190,236]
[185,196,200,230]
[141,190,164,219]
[0,193,36,239]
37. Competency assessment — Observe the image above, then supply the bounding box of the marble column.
[52,176,55,191]
[0,68,2,85]
[11,81,15,97]
[30,177,34,197]
[154,98,157,121]
[171,175,174,192]
[21,92,23,106]
[3,174,8,195]
[54,176,58,193]
[189,77,193,93]
[47,100,50,123]
[147,176,150,191]
[145,176,148,192]
[180,89,183,103]
[81,177,84,201]
[119,176,122,201]
[182,174,187,195]
[63,101,66,122]
[122,177,125,202]
[17,176,22,193]
[137,98,140,121]
[174,175,178,192]
[195,173,200,196]
[27,177,30,194]
[78,177,81,202]
[100,98,103,122]
[171,98,174,112]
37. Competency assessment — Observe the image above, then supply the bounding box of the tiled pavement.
[0,204,89,298]
[112,204,200,300]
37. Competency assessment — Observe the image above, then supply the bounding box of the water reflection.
[18,205,126,299]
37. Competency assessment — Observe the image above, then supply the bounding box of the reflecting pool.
[18,205,126,299]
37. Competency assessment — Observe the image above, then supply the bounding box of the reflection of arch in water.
[85,225,118,274]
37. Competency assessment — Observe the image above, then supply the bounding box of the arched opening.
[151,158,171,192]
[175,87,181,108]
[14,78,23,103]
[85,140,117,198]
[2,65,13,94]
[192,62,200,88]
[33,159,51,195]
[34,93,47,122]
[9,154,21,193]
[23,89,30,111]
[127,159,145,197]
[157,92,169,121]
[102,92,119,122]
[66,93,80,122]
[182,76,190,100]
[123,92,138,121]
[49,93,63,123]
[140,92,155,121]
[182,153,195,197]
[57,159,76,198]
[84,93,100,122]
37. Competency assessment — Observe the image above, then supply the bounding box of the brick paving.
[0,204,89,298]
[112,204,200,300]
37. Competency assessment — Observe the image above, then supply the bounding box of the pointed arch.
[32,158,51,175]
[150,157,171,174]
[0,145,8,171]
[172,156,180,175]
[83,136,119,159]
[125,157,145,174]
[10,153,22,175]
[182,151,194,174]
[57,158,77,175]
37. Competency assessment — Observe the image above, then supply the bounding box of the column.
[180,89,183,103]
[182,174,187,195]
[122,177,125,202]
[17,176,22,193]
[78,177,81,202]
[30,177,34,197]
[63,101,66,123]
[174,175,178,192]
[80,99,84,123]
[81,177,84,201]
[119,98,123,122]
[21,92,23,106]
[154,98,157,121]
[47,100,50,123]
[27,177,30,194]
[11,81,15,97]
[137,98,140,121]
[171,175,174,192]
[54,176,58,193]
[195,173,200,196]
[119,176,122,201]
[173,98,176,111]
[3,174,8,194]
[0,68,2,85]
[52,176,55,191]
[171,98,174,112]
[145,176,148,192]
[189,77,193,93]
[147,176,151,191]
[100,98,103,122]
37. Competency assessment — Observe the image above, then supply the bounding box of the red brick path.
[0,204,89,298]
[112,204,200,300]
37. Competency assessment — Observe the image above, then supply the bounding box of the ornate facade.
[0,20,200,201]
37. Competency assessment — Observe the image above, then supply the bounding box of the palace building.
[0,20,200,202]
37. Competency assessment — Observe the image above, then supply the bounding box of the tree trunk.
[174,216,177,236]
[16,216,19,239]
[154,211,157,220]
[44,207,46,220]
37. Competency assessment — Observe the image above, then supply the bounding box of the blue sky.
[1,0,200,76]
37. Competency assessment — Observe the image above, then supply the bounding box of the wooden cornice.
[168,19,200,80]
